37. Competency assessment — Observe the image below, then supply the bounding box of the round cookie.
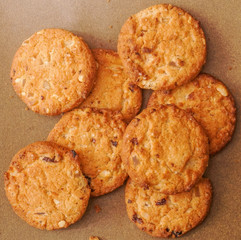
[121,105,209,194]
[11,28,96,115]
[4,141,90,230]
[80,49,142,122]
[125,178,212,238]
[118,4,206,90]
[148,74,236,154]
[47,108,128,197]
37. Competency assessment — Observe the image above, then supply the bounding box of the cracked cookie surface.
[118,4,206,90]
[4,141,90,230]
[11,28,96,115]
[47,108,128,197]
[125,178,212,238]
[121,105,209,194]
[148,74,236,154]
[80,49,142,122]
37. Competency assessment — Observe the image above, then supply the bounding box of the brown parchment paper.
[0,1,240,239]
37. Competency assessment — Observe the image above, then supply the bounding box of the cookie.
[47,108,128,197]
[121,105,209,194]
[125,178,212,238]
[11,28,96,115]
[148,74,236,154]
[4,141,90,230]
[80,49,142,122]
[118,4,206,90]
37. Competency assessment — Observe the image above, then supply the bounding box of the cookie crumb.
[109,25,113,29]
[25,107,29,111]
[94,204,102,213]
[106,0,110,2]
[89,236,100,240]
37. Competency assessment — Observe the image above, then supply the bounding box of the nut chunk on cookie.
[121,105,209,194]
[4,141,90,230]
[80,49,142,122]
[47,108,128,197]
[11,28,96,115]
[125,178,212,238]
[118,4,206,90]
[148,73,236,154]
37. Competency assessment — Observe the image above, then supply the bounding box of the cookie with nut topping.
[80,49,142,122]
[11,28,96,115]
[47,108,128,197]
[121,105,209,195]
[125,178,212,238]
[118,4,206,90]
[4,141,90,230]
[148,74,236,154]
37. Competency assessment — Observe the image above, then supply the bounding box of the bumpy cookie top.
[125,178,212,238]
[47,108,128,196]
[148,74,236,154]
[80,49,142,122]
[4,141,90,230]
[11,28,96,115]
[121,105,209,194]
[118,4,206,90]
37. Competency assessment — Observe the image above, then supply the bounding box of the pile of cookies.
[4,3,236,238]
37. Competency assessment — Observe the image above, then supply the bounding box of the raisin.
[171,231,182,237]
[34,212,45,215]
[111,140,118,147]
[142,47,152,53]
[132,213,143,224]
[155,198,166,206]
[130,138,138,145]
[12,69,16,76]
[166,228,170,232]
[91,138,96,143]
[71,150,77,158]
[128,83,135,92]
[79,70,82,73]
[41,96,44,100]
[42,156,55,163]
[135,52,140,56]
[127,199,132,203]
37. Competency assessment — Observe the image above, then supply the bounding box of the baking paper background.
[0,0,240,239]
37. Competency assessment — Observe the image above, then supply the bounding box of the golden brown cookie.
[125,178,212,238]
[80,49,142,122]
[4,141,90,230]
[47,108,128,197]
[148,74,236,154]
[121,105,209,194]
[11,28,96,115]
[118,4,206,90]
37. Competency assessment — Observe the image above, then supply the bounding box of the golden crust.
[121,105,209,194]
[148,73,236,154]
[80,49,142,122]
[47,108,128,197]
[125,178,212,238]
[4,141,90,230]
[118,4,206,90]
[11,28,96,115]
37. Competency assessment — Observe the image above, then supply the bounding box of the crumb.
[25,107,29,111]
[89,236,100,240]
[106,0,111,3]
[109,25,113,29]
[10,95,14,98]
[94,204,101,213]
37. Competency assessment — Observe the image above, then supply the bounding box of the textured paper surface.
[0,0,240,239]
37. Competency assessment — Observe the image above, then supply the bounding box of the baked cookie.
[118,4,206,90]
[47,108,128,197]
[4,141,90,230]
[11,28,96,115]
[148,74,236,154]
[80,49,142,122]
[125,178,212,238]
[121,105,209,194]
